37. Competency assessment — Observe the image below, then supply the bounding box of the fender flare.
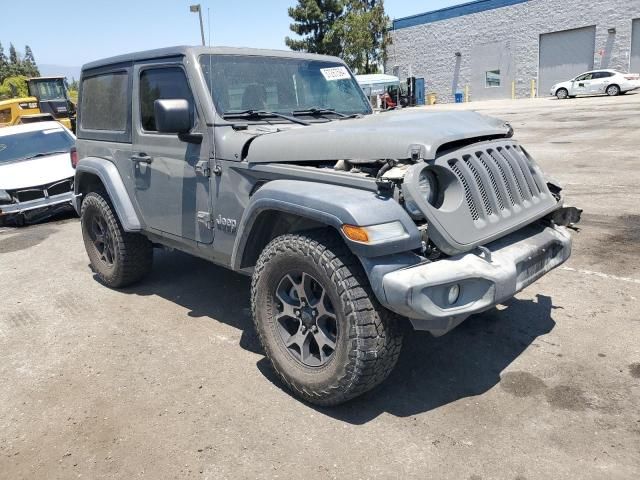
[74,157,142,232]
[230,180,421,269]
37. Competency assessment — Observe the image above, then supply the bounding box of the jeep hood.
[243,110,511,163]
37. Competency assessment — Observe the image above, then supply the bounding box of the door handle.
[131,153,153,164]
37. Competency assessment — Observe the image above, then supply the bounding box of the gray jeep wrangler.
[73,46,580,406]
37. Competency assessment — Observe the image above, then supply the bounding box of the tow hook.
[476,245,492,263]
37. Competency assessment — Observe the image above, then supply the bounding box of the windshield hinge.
[195,160,211,177]
[197,211,214,229]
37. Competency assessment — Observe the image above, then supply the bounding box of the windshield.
[29,79,68,101]
[199,55,372,119]
[0,127,75,164]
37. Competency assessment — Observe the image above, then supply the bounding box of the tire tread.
[80,190,152,288]
[251,229,403,406]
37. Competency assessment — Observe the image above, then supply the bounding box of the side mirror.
[154,99,191,134]
[154,99,202,144]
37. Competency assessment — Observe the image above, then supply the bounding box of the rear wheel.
[556,88,569,99]
[606,84,620,96]
[251,230,403,406]
[80,190,153,288]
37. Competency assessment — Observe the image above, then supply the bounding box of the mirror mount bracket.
[178,132,203,144]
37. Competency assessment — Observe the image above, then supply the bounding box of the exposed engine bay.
[275,137,581,258]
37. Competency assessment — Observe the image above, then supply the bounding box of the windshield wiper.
[222,110,310,126]
[23,150,70,161]
[292,107,359,119]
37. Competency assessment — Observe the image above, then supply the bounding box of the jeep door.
[131,61,213,244]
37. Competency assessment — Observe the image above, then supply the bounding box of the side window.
[0,108,11,124]
[81,72,128,131]
[591,72,604,79]
[139,67,194,132]
[485,70,501,88]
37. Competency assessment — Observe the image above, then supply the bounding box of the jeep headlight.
[418,170,437,204]
[403,167,439,220]
[0,189,12,204]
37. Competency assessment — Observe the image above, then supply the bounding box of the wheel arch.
[74,157,143,232]
[237,210,329,270]
[230,180,422,271]
[606,83,621,95]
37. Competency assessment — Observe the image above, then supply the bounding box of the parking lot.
[1,93,639,479]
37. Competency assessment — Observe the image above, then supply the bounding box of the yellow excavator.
[0,77,76,131]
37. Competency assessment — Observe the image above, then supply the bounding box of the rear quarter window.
[78,67,132,143]
[81,72,128,131]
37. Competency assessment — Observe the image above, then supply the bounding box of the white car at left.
[0,121,77,225]
[550,69,640,99]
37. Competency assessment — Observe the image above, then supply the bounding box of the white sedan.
[0,122,76,225]
[550,69,640,99]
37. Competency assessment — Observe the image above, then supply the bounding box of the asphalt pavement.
[1,93,639,479]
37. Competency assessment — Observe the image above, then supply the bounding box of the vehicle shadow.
[549,91,638,100]
[293,294,558,424]
[119,249,557,423]
[118,249,261,353]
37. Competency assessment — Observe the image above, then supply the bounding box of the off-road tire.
[251,229,403,406]
[80,190,153,288]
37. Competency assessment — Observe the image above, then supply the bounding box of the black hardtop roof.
[82,45,345,71]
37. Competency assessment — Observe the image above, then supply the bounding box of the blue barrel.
[455,92,464,103]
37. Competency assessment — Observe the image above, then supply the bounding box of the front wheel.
[251,230,403,406]
[556,88,569,99]
[80,190,153,288]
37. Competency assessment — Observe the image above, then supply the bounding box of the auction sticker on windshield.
[320,66,351,81]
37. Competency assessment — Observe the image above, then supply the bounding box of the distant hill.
[38,64,82,82]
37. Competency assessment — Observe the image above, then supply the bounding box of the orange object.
[342,224,369,243]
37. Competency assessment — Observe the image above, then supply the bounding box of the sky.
[1,0,462,70]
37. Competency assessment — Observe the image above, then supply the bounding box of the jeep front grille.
[448,144,548,223]
[403,140,559,255]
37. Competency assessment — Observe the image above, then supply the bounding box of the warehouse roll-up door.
[539,26,596,94]
[632,19,640,73]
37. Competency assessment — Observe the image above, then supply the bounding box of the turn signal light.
[342,221,408,245]
[342,225,369,243]
[70,147,78,168]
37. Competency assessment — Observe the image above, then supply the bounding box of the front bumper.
[380,224,572,335]
[0,191,74,216]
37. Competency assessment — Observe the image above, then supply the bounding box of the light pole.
[190,4,205,46]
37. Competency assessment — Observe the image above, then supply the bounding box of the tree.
[0,76,29,100]
[9,43,18,64]
[0,44,40,83]
[68,77,79,91]
[0,42,7,69]
[285,0,344,56]
[329,0,391,74]
[284,0,392,74]
[22,45,40,77]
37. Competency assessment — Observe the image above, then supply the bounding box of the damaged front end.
[261,137,580,335]
[0,178,75,226]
